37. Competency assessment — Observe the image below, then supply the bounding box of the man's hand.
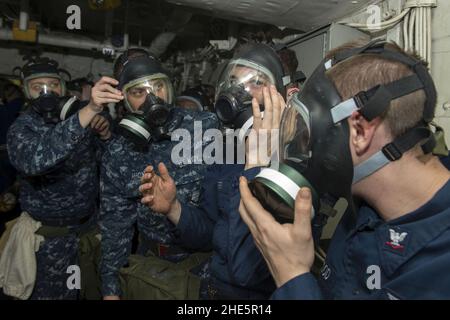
[139,163,182,225]
[91,114,111,140]
[103,295,120,300]
[246,85,286,170]
[79,77,123,128]
[239,176,315,288]
[88,77,123,113]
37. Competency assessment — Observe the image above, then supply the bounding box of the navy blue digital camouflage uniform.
[99,107,218,297]
[271,178,450,300]
[7,107,106,300]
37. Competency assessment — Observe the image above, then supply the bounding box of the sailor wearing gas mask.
[238,40,450,300]
[3,57,113,300]
[99,49,218,300]
[139,43,302,299]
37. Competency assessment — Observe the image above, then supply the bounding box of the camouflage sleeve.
[94,136,107,164]
[99,153,137,297]
[91,110,114,163]
[197,111,219,131]
[7,113,89,176]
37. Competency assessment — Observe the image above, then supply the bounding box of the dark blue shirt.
[272,179,450,300]
[441,153,450,170]
[174,165,276,299]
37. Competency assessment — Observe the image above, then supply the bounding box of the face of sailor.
[229,65,271,105]
[27,77,62,98]
[126,79,169,111]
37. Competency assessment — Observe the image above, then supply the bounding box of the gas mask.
[249,40,437,224]
[15,57,76,124]
[16,57,69,100]
[176,86,210,112]
[30,83,80,124]
[215,59,274,131]
[118,72,175,145]
[215,44,287,136]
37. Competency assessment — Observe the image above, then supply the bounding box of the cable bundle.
[342,0,437,67]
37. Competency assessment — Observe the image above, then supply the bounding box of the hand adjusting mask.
[249,40,437,224]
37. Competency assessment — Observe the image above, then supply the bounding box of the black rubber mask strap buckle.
[382,127,432,161]
[382,143,403,161]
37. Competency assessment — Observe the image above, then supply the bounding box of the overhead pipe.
[0,27,137,57]
[148,32,177,57]
[0,27,111,50]
[39,31,112,51]
[149,8,193,57]
[0,3,192,58]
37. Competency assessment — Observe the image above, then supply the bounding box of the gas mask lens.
[216,59,275,101]
[280,95,312,165]
[214,59,276,128]
[28,80,63,99]
[119,75,175,145]
[123,75,173,113]
[248,95,317,224]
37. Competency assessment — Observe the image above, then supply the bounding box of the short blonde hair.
[326,41,427,139]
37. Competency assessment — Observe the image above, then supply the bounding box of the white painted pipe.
[409,10,415,52]
[422,8,426,60]
[415,8,420,57]
[19,0,29,31]
[427,8,430,63]
[417,8,423,56]
[427,7,432,67]
[426,29,428,64]
[38,32,111,51]
[403,12,410,50]
[0,27,115,52]
[419,7,424,60]
[422,7,427,61]
[19,11,28,31]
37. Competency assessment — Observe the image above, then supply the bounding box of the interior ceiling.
[167,0,377,31]
[0,0,241,50]
[27,0,225,47]
[0,0,375,56]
